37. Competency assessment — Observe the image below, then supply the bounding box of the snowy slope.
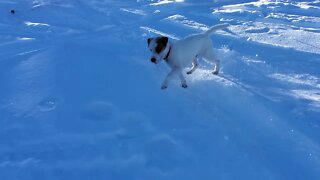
[0,0,319,179]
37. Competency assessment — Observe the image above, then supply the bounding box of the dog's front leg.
[178,71,188,88]
[161,69,177,90]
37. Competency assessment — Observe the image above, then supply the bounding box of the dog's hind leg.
[203,49,220,75]
[212,59,220,75]
[186,58,198,75]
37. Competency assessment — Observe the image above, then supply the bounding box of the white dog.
[147,23,229,89]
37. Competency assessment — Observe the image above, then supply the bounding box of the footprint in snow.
[81,101,117,122]
[37,98,57,112]
[144,134,185,170]
[118,111,154,137]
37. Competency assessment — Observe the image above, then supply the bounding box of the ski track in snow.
[0,0,320,179]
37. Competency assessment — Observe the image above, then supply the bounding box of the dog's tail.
[204,23,229,36]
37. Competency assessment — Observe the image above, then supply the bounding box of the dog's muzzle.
[151,57,156,63]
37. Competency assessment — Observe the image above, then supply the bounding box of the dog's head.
[147,36,169,64]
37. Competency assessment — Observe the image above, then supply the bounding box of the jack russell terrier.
[147,23,229,89]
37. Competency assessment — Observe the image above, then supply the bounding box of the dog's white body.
[167,33,217,68]
[148,23,228,89]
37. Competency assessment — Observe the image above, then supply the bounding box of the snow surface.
[0,0,320,179]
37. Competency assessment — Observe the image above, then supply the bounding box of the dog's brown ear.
[158,37,168,46]
[147,38,152,46]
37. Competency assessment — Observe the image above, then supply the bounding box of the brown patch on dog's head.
[155,36,168,54]
[157,37,168,46]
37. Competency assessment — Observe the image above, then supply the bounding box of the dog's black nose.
[151,57,156,63]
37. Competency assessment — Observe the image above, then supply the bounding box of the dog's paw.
[161,85,168,90]
[212,71,219,75]
[181,83,188,88]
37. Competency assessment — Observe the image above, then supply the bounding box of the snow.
[0,0,320,179]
